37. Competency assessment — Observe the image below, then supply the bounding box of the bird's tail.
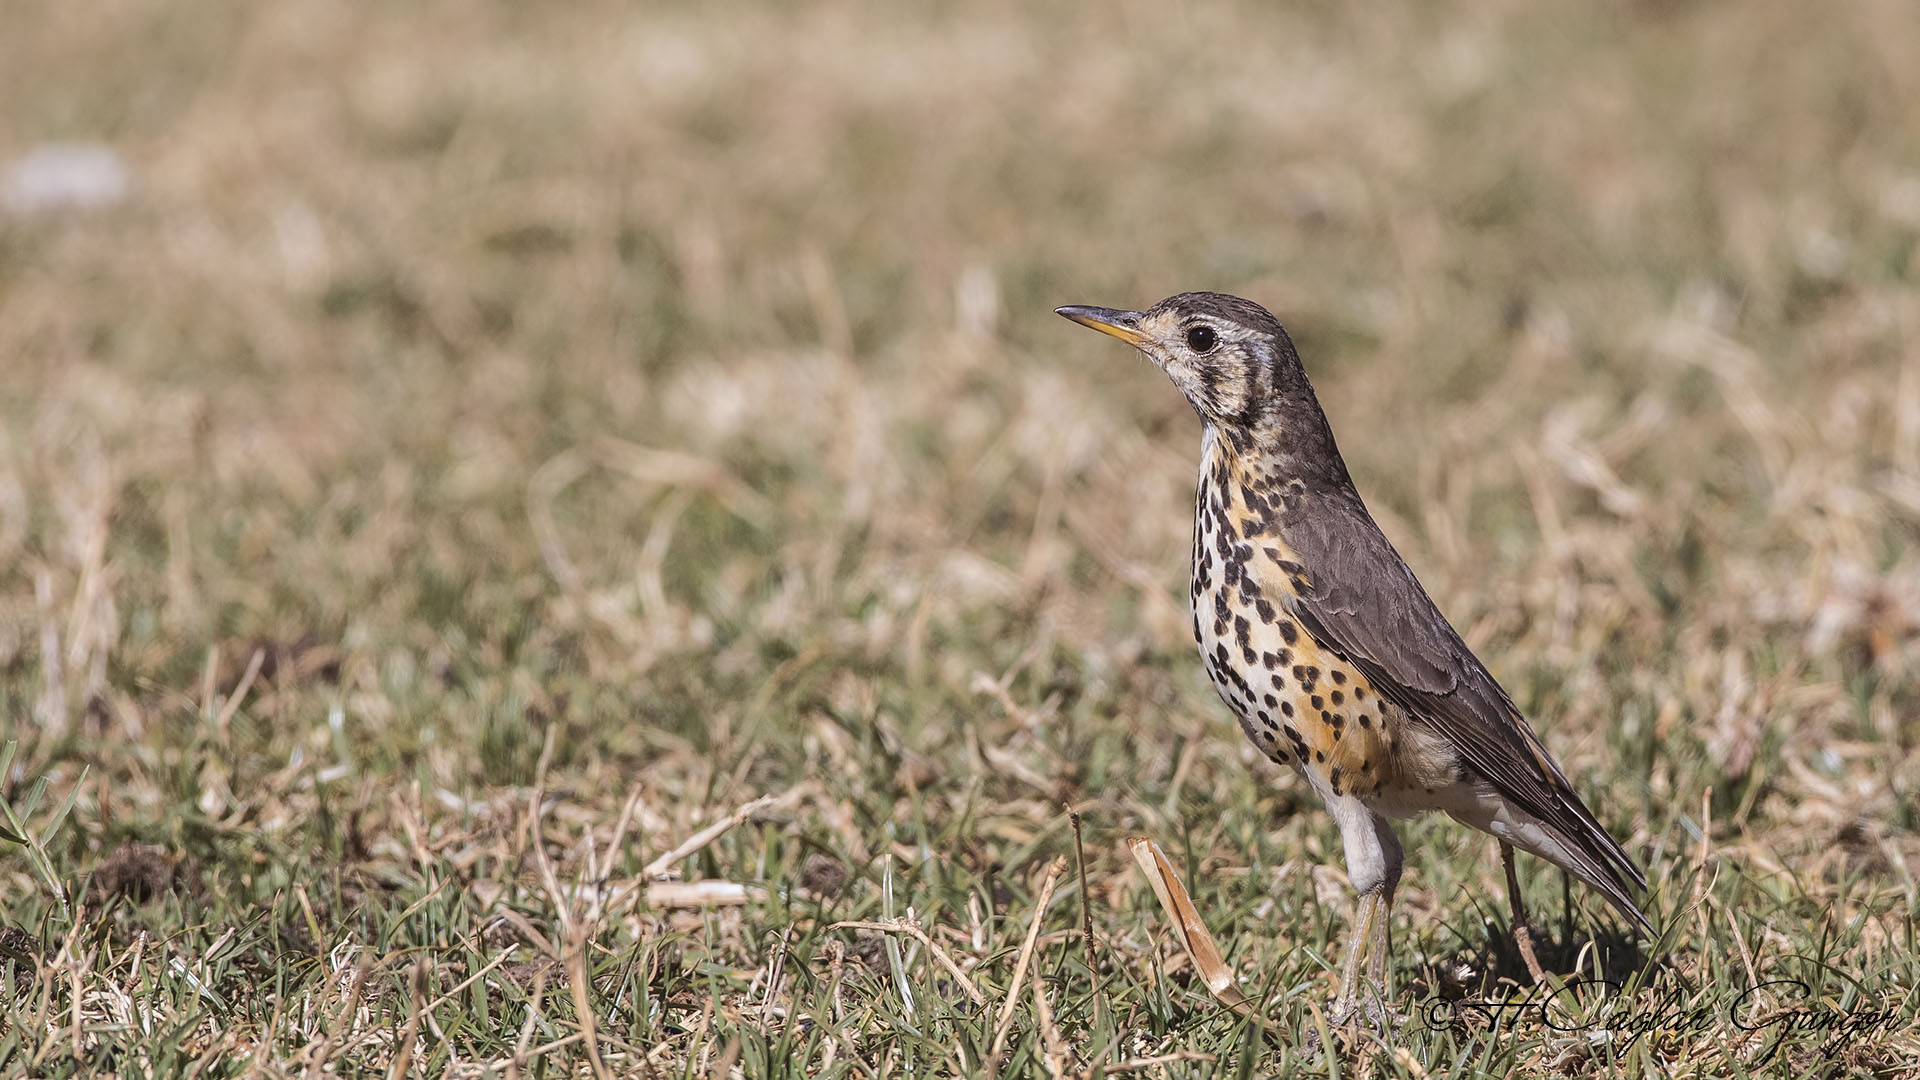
[1448,794,1654,936]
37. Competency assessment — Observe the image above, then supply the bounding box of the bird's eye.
[1186,325,1217,353]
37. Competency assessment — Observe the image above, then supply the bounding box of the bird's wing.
[1272,485,1650,925]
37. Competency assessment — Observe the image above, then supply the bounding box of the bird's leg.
[1330,809,1403,1031]
[1502,841,1548,985]
[1363,879,1395,1002]
[1332,889,1381,1025]
[1501,841,1528,925]
[1355,813,1404,1028]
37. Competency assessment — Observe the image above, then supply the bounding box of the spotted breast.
[1188,428,1458,811]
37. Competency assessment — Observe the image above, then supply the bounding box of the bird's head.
[1055,291,1312,434]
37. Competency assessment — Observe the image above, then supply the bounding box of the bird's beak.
[1055,305,1150,348]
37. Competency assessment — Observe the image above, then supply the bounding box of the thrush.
[1057,292,1651,1026]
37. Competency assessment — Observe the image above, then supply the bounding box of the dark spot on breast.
[1353,686,1366,700]
[1278,560,1305,576]
[1263,693,1277,707]
[1260,652,1279,670]
[1315,750,1326,763]
[1238,576,1261,604]
[1330,690,1343,706]
[1233,616,1250,645]
[1358,714,1371,729]
[1329,767,1343,794]
[1280,701,1294,717]
[1214,644,1230,667]
[1278,621,1298,644]
[1311,695,1323,710]
[1330,670,1346,685]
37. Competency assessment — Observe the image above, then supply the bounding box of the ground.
[3,0,1919,1076]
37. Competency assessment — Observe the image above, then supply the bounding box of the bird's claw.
[1329,995,1395,1034]
[1302,994,1400,1059]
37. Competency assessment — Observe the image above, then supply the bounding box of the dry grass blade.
[989,856,1066,1066]
[641,786,810,880]
[1104,1051,1220,1073]
[212,647,266,734]
[387,960,427,1080]
[1068,805,1101,975]
[334,946,523,1061]
[594,436,772,526]
[1030,953,1069,1080]
[567,936,613,1080]
[645,880,763,907]
[829,918,986,1005]
[1127,837,1253,1017]
[301,954,372,1077]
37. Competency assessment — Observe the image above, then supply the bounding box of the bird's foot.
[1511,921,1551,986]
[1330,993,1400,1035]
[1303,994,1401,1058]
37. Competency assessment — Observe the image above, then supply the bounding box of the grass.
[3,0,1920,1074]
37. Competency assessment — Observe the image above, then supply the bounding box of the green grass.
[3,0,1920,1075]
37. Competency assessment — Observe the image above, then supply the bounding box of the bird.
[1056,291,1651,1027]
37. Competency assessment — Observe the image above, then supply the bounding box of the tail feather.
[1447,791,1653,936]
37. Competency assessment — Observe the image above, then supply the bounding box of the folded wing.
[1274,484,1651,932]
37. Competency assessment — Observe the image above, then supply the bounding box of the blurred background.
[2,0,1918,1072]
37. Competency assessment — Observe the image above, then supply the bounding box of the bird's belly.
[1191,579,1407,806]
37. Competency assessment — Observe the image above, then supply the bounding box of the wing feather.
[1273,484,1650,926]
